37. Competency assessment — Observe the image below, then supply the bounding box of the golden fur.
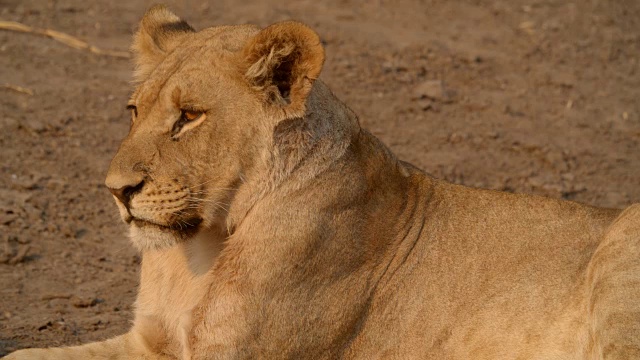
[7,5,640,359]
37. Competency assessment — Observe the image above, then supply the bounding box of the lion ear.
[242,21,325,117]
[132,5,195,82]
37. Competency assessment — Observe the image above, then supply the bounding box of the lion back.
[586,203,640,359]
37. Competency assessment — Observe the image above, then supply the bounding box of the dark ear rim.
[241,21,325,112]
[139,5,195,52]
[131,5,195,82]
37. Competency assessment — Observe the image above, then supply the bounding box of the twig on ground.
[41,293,73,300]
[0,20,130,59]
[7,245,30,265]
[2,83,34,95]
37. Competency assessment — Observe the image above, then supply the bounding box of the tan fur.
[7,6,640,360]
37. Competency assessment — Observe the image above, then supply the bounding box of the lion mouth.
[130,217,203,233]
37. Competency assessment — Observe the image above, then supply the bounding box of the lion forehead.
[132,26,261,111]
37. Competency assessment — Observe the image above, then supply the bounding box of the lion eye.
[182,110,203,122]
[171,109,207,140]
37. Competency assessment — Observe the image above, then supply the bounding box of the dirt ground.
[0,0,638,354]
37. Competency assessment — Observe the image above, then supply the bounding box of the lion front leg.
[4,332,172,360]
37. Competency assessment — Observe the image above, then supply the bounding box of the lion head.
[105,5,329,250]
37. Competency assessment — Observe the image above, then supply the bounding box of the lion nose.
[107,181,144,208]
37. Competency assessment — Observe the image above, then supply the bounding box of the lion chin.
[129,218,203,251]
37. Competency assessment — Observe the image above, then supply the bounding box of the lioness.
[7,5,640,360]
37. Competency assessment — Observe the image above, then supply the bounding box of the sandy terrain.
[1,0,638,354]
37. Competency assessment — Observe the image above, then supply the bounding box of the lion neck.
[225,80,361,231]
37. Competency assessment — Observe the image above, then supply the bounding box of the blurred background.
[0,0,638,353]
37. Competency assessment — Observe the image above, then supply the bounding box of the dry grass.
[0,20,129,58]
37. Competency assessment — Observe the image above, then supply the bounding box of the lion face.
[104,6,324,250]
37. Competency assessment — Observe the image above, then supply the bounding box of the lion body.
[8,6,640,360]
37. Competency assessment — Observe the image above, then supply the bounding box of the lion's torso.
[132,127,637,359]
